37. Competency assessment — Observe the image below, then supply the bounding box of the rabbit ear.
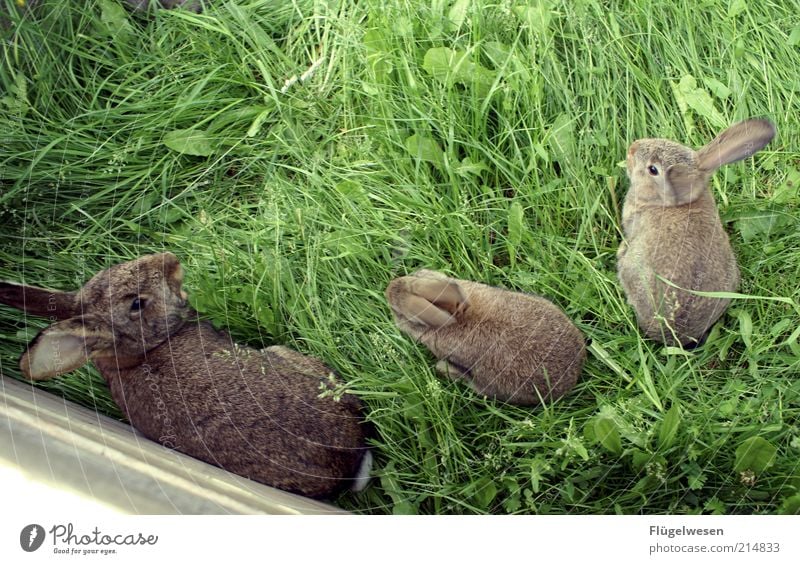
[666,164,704,205]
[697,118,776,172]
[20,315,112,380]
[0,282,77,320]
[409,278,466,311]
[395,278,468,328]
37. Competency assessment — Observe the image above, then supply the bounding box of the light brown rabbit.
[617,118,776,347]
[385,270,586,407]
[0,252,371,499]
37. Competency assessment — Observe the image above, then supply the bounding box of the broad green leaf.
[704,497,727,515]
[630,449,651,471]
[688,470,706,490]
[672,75,726,128]
[1,72,29,117]
[422,47,496,97]
[769,318,792,337]
[163,129,215,156]
[362,29,384,51]
[513,1,553,34]
[454,157,489,177]
[561,479,577,503]
[423,47,467,81]
[98,0,134,40]
[117,219,142,234]
[657,404,681,450]
[472,478,498,509]
[594,416,622,455]
[392,501,419,515]
[734,38,746,58]
[447,0,471,30]
[533,143,549,162]
[583,418,596,443]
[773,167,800,204]
[483,41,534,86]
[334,181,370,208]
[381,461,417,514]
[363,29,393,77]
[500,477,523,512]
[231,286,253,304]
[779,494,800,515]
[683,462,707,490]
[404,134,445,170]
[483,40,512,65]
[335,180,366,201]
[254,303,276,334]
[734,207,794,242]
[395,16,414,39]
[562,435,589,461]
[704,77,731,99]
[731,309,753,348]
[734,436,778,475]
[787,325,800,357]
[789,26,800,47]
[728,0,747,18]
[719,399,737,417]
[548,114,575,161]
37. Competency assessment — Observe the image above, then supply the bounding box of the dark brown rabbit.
[617,118,776,346]
[385,270,586,407]
[0,252,371,499]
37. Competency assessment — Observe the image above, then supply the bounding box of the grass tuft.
[1,0,799,514]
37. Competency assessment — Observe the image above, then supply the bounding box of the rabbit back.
[389,272,585,406]
[618,206,739,345]
[98,321,368,498]
[445,286,584,405]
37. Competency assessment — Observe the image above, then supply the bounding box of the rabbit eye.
[130,297,145,312]
[647,165,659,176]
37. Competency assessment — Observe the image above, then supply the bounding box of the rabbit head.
[625,118,776,210]
[0,252,190,380]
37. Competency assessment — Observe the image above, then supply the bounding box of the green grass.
[1,0,799,514]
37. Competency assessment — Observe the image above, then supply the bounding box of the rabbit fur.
[617,118,775,346]
[386,269,586,407]
[0,252,371,499]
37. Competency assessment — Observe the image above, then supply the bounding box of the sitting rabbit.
[617,118,776,346]
[0,252,371,499]
[386,269,586,407]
